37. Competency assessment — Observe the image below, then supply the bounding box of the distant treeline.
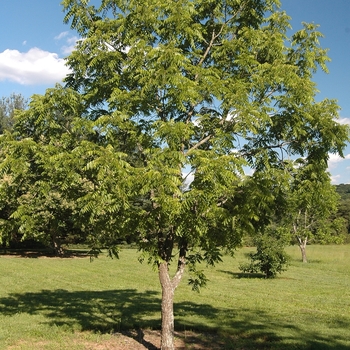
[335,184,350,235]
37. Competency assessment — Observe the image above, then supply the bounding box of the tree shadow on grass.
[0,289,349,350]
[0,288,161,332]
[0,249,57,258]
[219,269,266,279]
[176,304,350,350]
[0,248,92,258]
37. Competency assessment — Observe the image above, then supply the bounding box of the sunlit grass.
[0,245,349,349]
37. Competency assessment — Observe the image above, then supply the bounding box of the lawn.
[0,245,349,349]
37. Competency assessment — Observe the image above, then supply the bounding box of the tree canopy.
[0,87,90,253]
[281,160,344,262]
[0,0,349,348]
[0,93,27,134]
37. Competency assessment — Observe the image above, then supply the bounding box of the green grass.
[0,245,349,349]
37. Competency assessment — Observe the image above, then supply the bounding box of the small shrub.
[240,233,290,278]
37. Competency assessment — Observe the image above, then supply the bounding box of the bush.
[239,232,290,278]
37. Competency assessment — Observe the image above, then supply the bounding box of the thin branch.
[182,169,194,182]
[196,2,245,69]
[239,141,293,157]
[185,134,212,155]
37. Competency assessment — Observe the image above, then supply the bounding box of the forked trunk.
[158,254,186,350]
[298,236,308,263]
[299,244,307,263]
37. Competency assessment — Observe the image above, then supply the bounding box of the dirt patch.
[115,329,225,349]
[79,330,226,350]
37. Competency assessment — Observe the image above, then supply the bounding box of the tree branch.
[172,239,187,290]
[185,134,212,155]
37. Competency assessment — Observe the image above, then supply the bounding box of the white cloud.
[226,111,239,121]
[54,31,69,40]
[61,40,79,55]
[327,153,350,168]
[338,118,350,125]
[0,48,70,85]
[55,31,79,55]
[330,174,341,184]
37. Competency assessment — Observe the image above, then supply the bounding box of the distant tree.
[283,161,344,263]
[0,87,91,255]
[0,93,28,133]
[335,184,350,197]
[314,216,347,244]
[335,184,350,236]
[337,201,350,235]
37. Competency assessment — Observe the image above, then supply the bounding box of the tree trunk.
[159,262,175,350]
[52,235,64,257]
[298,237,308,263]
[158,251,186,350]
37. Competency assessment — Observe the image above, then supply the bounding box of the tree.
[1,0,346,348]
[335,184,350,237]
[0,93,29,247]
[284,160,343,263]
[0,93,27,134]
[60,0,349,348]
[0,87,92,254]
[0,94,29,247]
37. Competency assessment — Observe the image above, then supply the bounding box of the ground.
[7,330,226,350]
[92,330,225,349]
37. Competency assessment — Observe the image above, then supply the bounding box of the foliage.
[60,0,348,265]
[1,0,349,348]
[0,93,27,134]
[335,184,350,237]
[0,93,29,248]
[0,87,92,254]
[239,228,290,278]
[335,183,350,198]
[279,161,346,262]
[314,217,347,244]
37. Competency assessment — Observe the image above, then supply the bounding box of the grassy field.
[0,245,349,349]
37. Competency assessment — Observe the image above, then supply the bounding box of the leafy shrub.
[240,232,290,278]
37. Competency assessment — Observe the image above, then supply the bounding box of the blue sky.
[0,0,349,184]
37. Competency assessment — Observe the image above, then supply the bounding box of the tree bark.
[52,236,64,257]
[159,262,175,350]
[158,251,186,350]
[298,237,308,263]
